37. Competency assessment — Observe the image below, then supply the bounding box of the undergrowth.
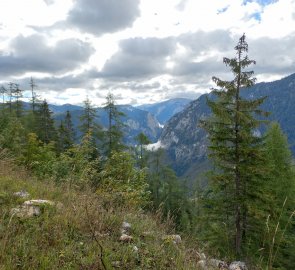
[0,156,200,270]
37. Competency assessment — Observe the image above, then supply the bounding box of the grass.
[0,156,201,269]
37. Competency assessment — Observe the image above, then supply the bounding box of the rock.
[196,258,228,270]
[208,258,222,267]
[196,260,207,270]
[200,252,206,260]
[23,199,55,206]
[229,261,248,270]
[111,261,121,268]
[119,234,133,243]
[121,221,131,234]
[13,190,30,198]
[11,204,40,218]
[132,245,139,253]
[163,234,182,244]
[11,199,55,218]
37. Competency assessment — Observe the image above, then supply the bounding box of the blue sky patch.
[243,0,278,6]
[217,6,229,14]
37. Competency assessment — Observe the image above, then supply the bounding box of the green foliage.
[103,93,126,156]
[147,149,194,232]
[35,100,57,144]
[135,132,151,169]
[57,111,75,153]
[200,34,269,258]
[20,133,57,178]
[97,151,149,207]
[258,123,295,269]
[0,116,26,154]
[79,97,102,146]
[0,159,199,270]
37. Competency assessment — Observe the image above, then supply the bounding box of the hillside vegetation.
[0,154,200,270]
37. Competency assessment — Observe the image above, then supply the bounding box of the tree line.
[0,80,193,234]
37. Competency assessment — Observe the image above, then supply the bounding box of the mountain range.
[138,98,192,125]
[42,73,295,181]
[160,73,295,180]
[52,98,191,144]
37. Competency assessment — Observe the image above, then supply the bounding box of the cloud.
[250,34,295,76]
[0,34,94,77]
[67,0,140,35]
[99,37,176,78]
[43,0,55,5]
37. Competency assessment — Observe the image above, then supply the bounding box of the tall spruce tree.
[103,93,125,157]
[79,97,101,139]
[135,132,151,169]
[35,99,57,144]
[29,77,38,113]
[58,111,76,152]
[79,97,102,159]
[13,83,23,118]
[201,34,269,257]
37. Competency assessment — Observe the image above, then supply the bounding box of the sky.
[0,0,294,106]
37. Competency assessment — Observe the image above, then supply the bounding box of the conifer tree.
[29,77,38,113]
[79,97,102,159]
[7,82,14,114]
[261,122,295,269]
[13,83,23,118]
[201,34,269,257]
[35,99,57,144]
[135,132,151,168]
[103,93,125,157]
[79,97,102,143]
[58,110,75,152]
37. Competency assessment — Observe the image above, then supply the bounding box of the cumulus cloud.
[98,30,234,80]
[0,34,94,77]
[250,35,295,76]
[99,37,176,78]
[67,0,140,35]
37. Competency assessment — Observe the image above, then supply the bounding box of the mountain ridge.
[160,73,295,179]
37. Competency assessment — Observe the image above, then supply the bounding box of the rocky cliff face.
[160,73,295,178]
[138,98,192,124]
[160,95,210,176]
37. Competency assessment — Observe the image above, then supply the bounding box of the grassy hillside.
[0,155,200,270]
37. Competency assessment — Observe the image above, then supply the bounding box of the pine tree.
[29,77,38,113]
[35,100,57,144]
[103,93,125,157]
[261,122,295,269]
[79,97,102,148]
[135,132,151,168]
[13,84,23,118]
[201,34,269,257]
[58,110,75,152]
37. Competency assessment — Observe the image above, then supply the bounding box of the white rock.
[11,205,40,218]
[23,199,55,206]
[11,199,55,218]
[119,234,133,243]
[122,221,131,230]
[163,234,182,244]
[171,234,182,244]
[132,245,139,253]
[196,260,207,270]
[208,258,223,267]
[13,190,30,198]
[229,261,248,270]
[200,253,206,260]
